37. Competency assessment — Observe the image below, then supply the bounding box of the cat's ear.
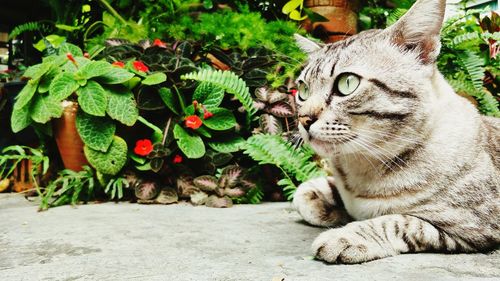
[294,34,322,54]
[387,0,446,63]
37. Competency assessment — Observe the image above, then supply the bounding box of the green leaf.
[63,57,90,73]
[141,72,167,85]
[58,42,83,57]
[75,61,113,80]
[97,67,135,84]
[55,24,83,32]
[158,87,180,115]
[208,137,245,153]
[31,95,63,124]
[193,82,224,109]
[173,124,205,159]
[106,86,139,126]
[84,136,128,175]
[39,65,61,93]
[50,72,80,101]
[76,110,116,152]
[77,81,108,116]
[23,62,52,80]
[203,108,236,131]
[14,79,39,110]
[282,0,302,14]
[11,106,32,133]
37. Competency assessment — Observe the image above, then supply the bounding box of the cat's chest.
[331,168,422,220]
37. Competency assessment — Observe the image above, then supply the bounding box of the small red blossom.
[203,111,214,119]
[289,89,298,97]
[66,53,77,66]
[185,115,203,129]
[133,61,149,72]
[83,52,90,58]
[192,100,199,111]
[153,39,167,48]
[134,139,153,156]
[112,61,125,68]
[201,105,213,119]
[173,155,183,164]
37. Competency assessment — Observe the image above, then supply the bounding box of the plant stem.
[97,0,127,25]
[171,84,186,113]
[162,117,172,145]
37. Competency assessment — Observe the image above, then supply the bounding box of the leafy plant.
[438,10,499,117]
[191,165,257,207]
[244,134,326,200]
[9,42,167,175]
[39,165,95,211]
[252,87,295,135]
[0,146,50,193]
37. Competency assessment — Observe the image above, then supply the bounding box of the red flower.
[153,39,167,48]
[289,89,298,97]
[185,115,203,129]
[112,61,125,68]
[66,53,77,66]
[202,105,213,119]
[134,139,153,156]
[173,155,183,164]
[83,52,90,58]
[192,100,199,111]
[133,61,149,72]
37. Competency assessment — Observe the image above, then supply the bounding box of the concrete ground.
[0,194,498,281]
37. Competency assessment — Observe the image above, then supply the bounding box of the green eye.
[298,83,310,102]
[337,73,360,96]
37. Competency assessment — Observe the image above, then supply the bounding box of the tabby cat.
[292,0,499,264]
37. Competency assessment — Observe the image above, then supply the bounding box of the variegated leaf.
[259,114,283,135]
[253,100,266,110]
[135,181,159,200]
[176,175,200,198]
[205,195,233,208]
[268,90,288,104]
[218,165,243,188]
[224,187,246,197]
[193,175,219,191]
[267,101,294,117]
[255,87,268,102]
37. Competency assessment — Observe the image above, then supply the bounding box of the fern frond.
[386,8,407,26]
[243,134,326,200]
[182,69,257,123]
[457,51,485,92]
[9,21,52,39]
[452,32,480,46]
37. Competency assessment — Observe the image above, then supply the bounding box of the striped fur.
[292,0,499,264]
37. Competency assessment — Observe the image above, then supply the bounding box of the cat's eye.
[297,82,310,102]
[336,73,360,96]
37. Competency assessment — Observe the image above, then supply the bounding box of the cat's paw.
[293,177,348,227]
[312,226,394,264]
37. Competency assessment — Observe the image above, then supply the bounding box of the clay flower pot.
[53,101,88,171]
[304,0,360,43]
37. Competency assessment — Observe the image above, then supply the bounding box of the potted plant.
[283,0,360,42]
[10,42,166,175]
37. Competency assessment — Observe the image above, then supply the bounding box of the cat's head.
[294,0,446,157]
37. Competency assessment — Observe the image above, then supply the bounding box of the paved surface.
[0,194,498,281]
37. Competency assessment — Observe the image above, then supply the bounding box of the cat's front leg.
[312,214,472,264]
[293,177,350,227]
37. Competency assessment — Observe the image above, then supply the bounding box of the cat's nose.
[299,116,317,131]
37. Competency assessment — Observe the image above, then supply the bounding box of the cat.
[292,0,499,264]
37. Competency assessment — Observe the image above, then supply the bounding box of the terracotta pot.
[304,0,360,43]
[53,101,88,171]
